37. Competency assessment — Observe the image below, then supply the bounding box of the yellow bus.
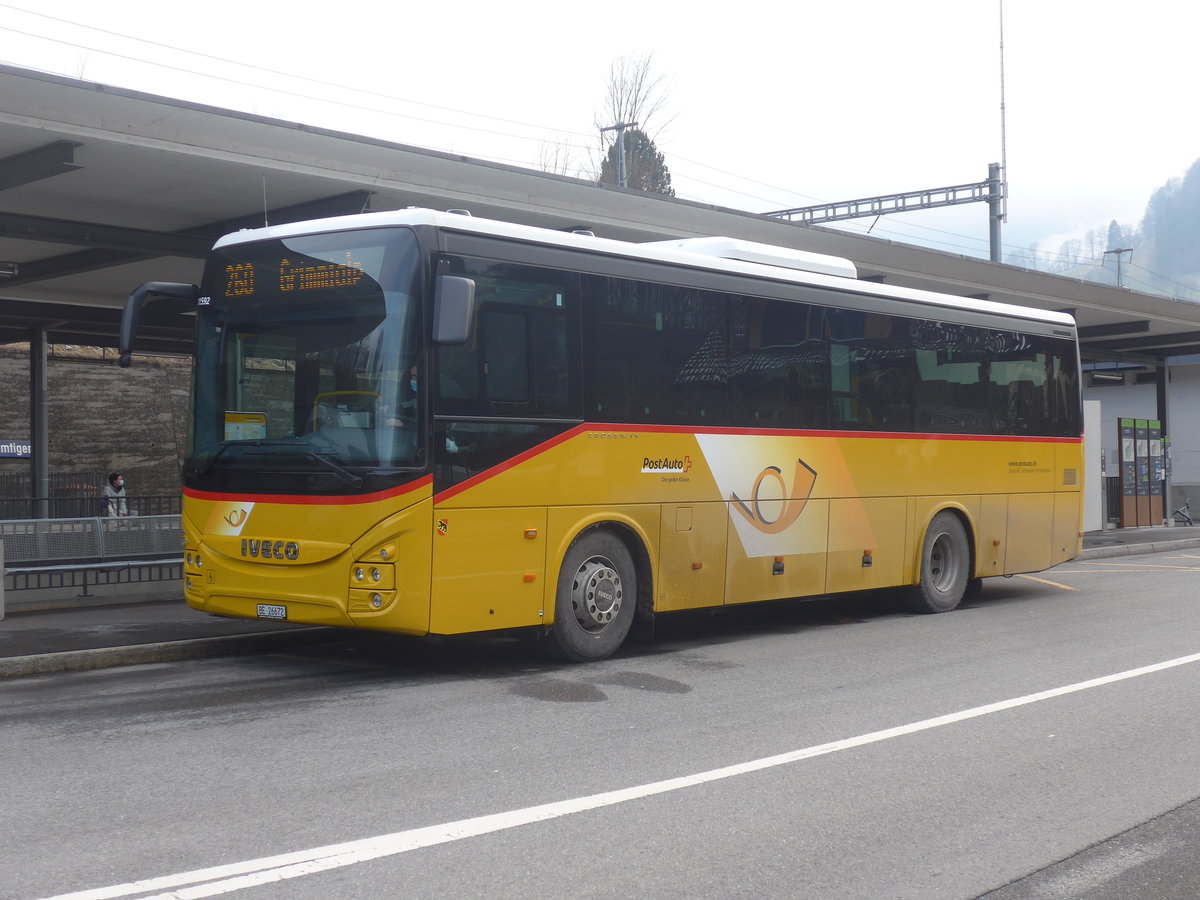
[121,209,1082,661]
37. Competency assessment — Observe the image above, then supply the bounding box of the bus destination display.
[224,251,366,298]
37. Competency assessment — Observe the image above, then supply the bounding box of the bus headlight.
[349,561,394,590]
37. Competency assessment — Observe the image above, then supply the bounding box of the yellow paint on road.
[1080,560,1200,572]
[1015,573,1079,591]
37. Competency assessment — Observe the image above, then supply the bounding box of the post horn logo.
[224,508,249,527]
[730,459,818,534]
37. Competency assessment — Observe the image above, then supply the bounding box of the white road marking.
[39,650,1200,900]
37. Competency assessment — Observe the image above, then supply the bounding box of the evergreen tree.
[1143,160,1200,276]
[1106,219,1126,251]
[598,128,675,196]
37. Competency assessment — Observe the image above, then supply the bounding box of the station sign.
[0,439,32,458]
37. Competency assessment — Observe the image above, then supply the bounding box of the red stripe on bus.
[433,424,1081,502]
[434,425,590,503]
[580,423,1083,444]
[183,474,433,506]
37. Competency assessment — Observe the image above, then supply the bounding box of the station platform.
[2,524,1198,678]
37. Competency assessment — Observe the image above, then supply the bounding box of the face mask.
[116,480,124,487]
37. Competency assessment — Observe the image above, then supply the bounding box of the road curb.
[6,540,1200,679]
[0,627,328,679]
[1077,537,1200,561]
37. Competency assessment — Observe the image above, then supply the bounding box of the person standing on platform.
[103,472,128,517]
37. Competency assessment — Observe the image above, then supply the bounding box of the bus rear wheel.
[547,530,636,662]
[905,511,970,614]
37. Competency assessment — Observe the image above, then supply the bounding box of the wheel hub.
[571,556,623,633]
[929,532,961,591]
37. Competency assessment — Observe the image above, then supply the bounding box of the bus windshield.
[187,227,423,496]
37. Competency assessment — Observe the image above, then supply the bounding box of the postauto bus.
[120,209,1082,661]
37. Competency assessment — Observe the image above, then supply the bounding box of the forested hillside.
[1007,157,1200,301]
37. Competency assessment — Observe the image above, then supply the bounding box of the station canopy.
[3,63,1200,365]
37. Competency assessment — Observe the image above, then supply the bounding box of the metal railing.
[2,513,184,599]
[5,558,183,598]
[0,494,181,520]
[0,471,106,498]
[0,514,183,567]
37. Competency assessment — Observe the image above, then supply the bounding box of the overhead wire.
[0,5,1021,260]
[0,1,1166,277]
[1,13,871,232]
[0,23,605,158]
[0,2,600,144]
[0,2,997,250]
[1125,262,1200,295]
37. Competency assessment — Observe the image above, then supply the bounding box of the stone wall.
[0,344,190,498]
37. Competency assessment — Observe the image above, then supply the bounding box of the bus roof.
[214,208,1077,330]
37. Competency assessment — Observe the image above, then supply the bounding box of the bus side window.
[1050,341,1082,437]
[912,321,989,434]
[729,297,828,429]
[828,309,916,432]
[583,275,729,426]
[435,259,577,420]
[482,309,529,403]
[988,333,1053,435]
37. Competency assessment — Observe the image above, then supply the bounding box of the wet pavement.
[2,524,1198,677]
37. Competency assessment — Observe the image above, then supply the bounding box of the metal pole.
[600,121,638,189]
[618,130,628,189]
[1158,363,1170,525]
[29,326,49,519]
[1103,248,1133,286]
[998,0,1009,224]
[988,162,1003,262]
[1157,363,1169,436]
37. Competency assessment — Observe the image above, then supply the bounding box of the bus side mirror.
[119,281,199,367]
[433,275,474,344]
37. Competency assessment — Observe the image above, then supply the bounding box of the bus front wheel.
[547,530,637,662]
[905,511,970,614]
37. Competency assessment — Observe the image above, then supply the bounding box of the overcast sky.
[2,0,1196,267]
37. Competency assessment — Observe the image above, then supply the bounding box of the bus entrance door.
[429,507,547,633]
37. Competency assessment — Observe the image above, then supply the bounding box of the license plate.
[256,604,287,620]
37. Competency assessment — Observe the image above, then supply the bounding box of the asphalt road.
[5,551,1200,900]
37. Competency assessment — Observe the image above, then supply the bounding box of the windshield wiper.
[194,440,363,487]
[301,449,364,487]
[238,440,365,487]
[194,439,302,478]
[193,443,235,479]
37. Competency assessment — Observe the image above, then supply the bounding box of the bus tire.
[547,530,637,662]
[905,511,970,614]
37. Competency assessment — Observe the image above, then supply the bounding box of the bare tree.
[595,53,675,140]
[536,136,585,178]
[593,53,677,192]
